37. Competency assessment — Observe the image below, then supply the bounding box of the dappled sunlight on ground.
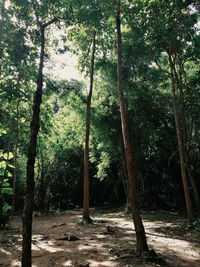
[62,260,73,266]
[146,228,200,266]
[0,248,11,256]
[0,210,199,266]
[87,259,118,267]
[10,260,20,267]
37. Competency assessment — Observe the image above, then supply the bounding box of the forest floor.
[0,209,200,267]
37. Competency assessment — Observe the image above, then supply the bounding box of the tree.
[21,0,58,265]
[168,52,194,219]
[66,0,110,222]
[115,0,148,254]
[83,30,96,223]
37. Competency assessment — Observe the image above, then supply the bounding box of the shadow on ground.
[0,210,200,267]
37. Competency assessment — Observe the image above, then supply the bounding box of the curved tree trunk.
[83,31,96,223]
[116,0,149,254]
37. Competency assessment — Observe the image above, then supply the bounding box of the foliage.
[0,149,13,219]
[0,0,200,213]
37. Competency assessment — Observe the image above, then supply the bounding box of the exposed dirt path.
[0,210,200,267]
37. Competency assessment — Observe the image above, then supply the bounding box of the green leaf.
[8,164,15,169]
[0,161,6,169]
[0,129,7,136]
[0,168,5,175]
[6,171,12,177]
[1,188,13,195]
[2,203,12,215]
[3,152,14,160]
[2,183,10,187]
[0,150,3,158]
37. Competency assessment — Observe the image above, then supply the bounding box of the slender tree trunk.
[116,0,148,254]
[21,16,57,267]
[12,101,19,213]
[83,31,96,223]
[168,53,194,219]
[21,26,45,267]
[169,52,197,216]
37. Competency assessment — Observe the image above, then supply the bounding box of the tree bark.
[116,0,149,254]
[83,31,96,223]
[21,26,45,267]
[168,53,194,219]
[186,164,200,212]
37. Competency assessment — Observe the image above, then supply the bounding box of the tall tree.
[21,1,58,265]
[168,52,194,219]
[83,30,96,223]
[116,0,148,254]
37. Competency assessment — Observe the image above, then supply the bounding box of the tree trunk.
[21,26,45,267]
[186,163,200,212]
[83,31,96,223]
[116,0,149,254]
[168,53,194,219]
[21,15,57,267]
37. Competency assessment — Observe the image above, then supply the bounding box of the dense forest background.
[0,0,200,224]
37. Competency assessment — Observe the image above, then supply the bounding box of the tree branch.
[31,0,41,27]
[31,0,59,29]
[42,17,59,28]
[154,59,171,77]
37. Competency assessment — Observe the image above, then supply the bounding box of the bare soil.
[0,209,200,267]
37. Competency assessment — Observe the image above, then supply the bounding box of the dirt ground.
[0,209,200,267]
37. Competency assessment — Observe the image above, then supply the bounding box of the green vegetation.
[0,150,13,224]
[0,0,200,264]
